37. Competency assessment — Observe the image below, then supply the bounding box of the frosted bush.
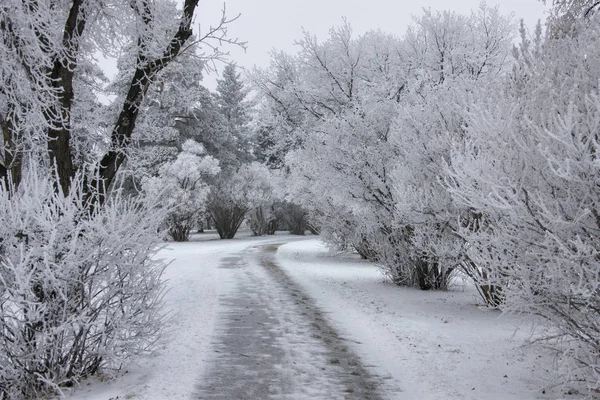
[142,140,219,242]
[0,171,168,398]
[446,16,600,389]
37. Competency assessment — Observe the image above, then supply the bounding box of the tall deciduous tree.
[389,3,515,289]
[0,0,239,202]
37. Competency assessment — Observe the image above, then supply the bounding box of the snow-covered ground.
[276,240,578,400]
[66,233,584,400]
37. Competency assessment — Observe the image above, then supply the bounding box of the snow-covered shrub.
[388,85,463,290]
[0,171,168,398]
[207,194,248,239]
[243,164,280,236]
[208,163,271,239]
[143,140,220,242]
[279,203,308,235]
[314,206,370,256]
[446,16,600,388]
[248,204,278,236]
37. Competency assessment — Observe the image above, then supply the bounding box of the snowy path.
[66,234,583,400]
[194,243,393,399]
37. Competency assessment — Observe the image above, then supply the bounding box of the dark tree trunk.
[413,258,453,291]
[88,0,199,208]
[0,163,6,187]
[352,236,378,261]
[249,205,278,236]
[46,0,87,196]
[0,110,22,189]
[461,260,503,307]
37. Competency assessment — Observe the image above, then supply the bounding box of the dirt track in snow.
[194,244,394,400]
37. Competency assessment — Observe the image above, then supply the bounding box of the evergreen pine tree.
[215,64,253,169]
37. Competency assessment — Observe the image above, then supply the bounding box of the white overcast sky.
[197,0,550,89]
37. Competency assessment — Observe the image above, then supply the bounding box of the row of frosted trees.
[251,2,600,390]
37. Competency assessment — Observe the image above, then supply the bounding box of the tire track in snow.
[194,243,390,399]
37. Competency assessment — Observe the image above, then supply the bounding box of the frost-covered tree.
[544,0,600,35]
[252,23,407,262]
[217,64,247,128]
[0,0,239,200]
[142,140,219,241]
[207,162,276,239]
[244,163,281,236]
[154,64,250,178]
[445,9,600,388]
[388,3,515,289]
[250,51,306,168]
[215,63,252,169]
